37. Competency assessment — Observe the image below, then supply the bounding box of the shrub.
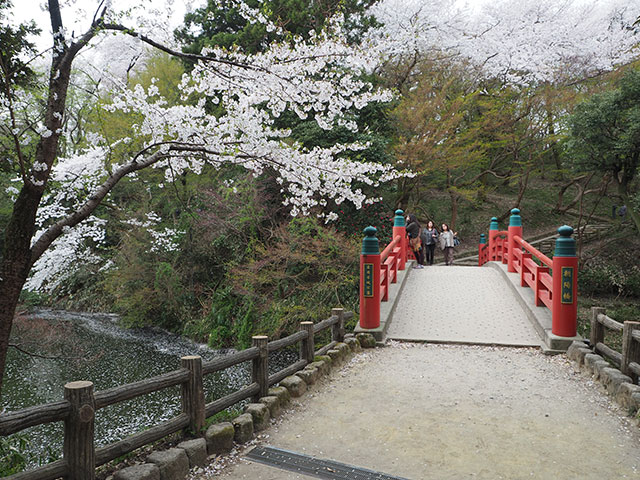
[579,263,640,298]
[0,435,27,476]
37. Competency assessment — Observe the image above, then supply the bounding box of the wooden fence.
[0,308,352,480]
[590,307,640,384]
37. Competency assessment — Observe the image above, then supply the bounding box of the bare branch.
[9,342,66,360]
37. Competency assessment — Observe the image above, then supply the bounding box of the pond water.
[2,309,298,467]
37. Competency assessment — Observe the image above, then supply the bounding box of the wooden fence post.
[331,308,345,343]
[181,356,205,434]
[300,321,315,364]
[252,336,269,401]
[64,381,95,480]
[621,321,640,383]
[590,307,606,349]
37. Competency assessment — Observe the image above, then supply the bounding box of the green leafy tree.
[0,0,39,100]
[176,0,379,55]
[569,69,640,233]
[391,58,548,228]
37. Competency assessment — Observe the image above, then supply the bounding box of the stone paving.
[387,265,541,347]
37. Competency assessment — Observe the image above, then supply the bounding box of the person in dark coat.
[406,214,424,268]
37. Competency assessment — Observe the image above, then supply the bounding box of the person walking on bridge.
[439,223,457,265]
[423,220,438,265]
[406,214,424,268]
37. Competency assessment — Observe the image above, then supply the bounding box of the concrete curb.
[354,260,415,343]
[486,261,583,353]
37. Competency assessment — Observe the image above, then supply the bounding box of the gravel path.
[193,343,640,480]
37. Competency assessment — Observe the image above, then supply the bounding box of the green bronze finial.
[509,208,522,227]
[361,226,379,255]
[394,209,405,227]
[490,217,499,230]
[479,233,487,244]
[554,225,575,257]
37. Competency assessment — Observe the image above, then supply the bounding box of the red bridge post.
[489,217,499,261]
[478,234,486,266]
[552,226,578,337]
[360,226,381,329]
[508,208,522,273]
[393,209,407,270]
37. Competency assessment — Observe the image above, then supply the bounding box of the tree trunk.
[0,0,78,397]
[449,190,458,231]
[0,189,42,398]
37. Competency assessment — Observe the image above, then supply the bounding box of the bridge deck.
[387,265,541,347]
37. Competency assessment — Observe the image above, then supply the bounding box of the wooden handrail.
[514,235,552,268]
[380,235,401,262]
[95,414,191,467]
[268,330,308,351]
[0,400,70,437]
[596,313,623,332]
[202,347,260,375]
[95,369,190,409]
[4,460,67,480]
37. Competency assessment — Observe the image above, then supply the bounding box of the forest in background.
[1,0,640,356]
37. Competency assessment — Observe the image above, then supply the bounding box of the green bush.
[0,435,27,476]
[183,287,256,349]
[0,434,57,476]
[579,264,640,298]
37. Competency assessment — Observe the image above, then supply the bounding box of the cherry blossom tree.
[0,0,404,396]
[368,0,638,86]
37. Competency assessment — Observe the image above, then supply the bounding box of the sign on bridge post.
[360,226,380,329]
[552,226,578,337]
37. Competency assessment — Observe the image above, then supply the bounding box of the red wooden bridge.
[356,209,581,352]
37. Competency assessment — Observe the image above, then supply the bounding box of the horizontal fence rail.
[590,307,640,383]
[1,308,350,480]
[478,209,579,338]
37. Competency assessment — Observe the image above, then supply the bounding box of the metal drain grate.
[245,445,411,480]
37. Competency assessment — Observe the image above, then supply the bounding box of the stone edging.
[111,333,377,480]
[566,340,640,415]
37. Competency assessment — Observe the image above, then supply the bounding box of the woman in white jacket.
[439,223,457,265]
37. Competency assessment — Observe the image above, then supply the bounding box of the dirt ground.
[192,343,640,480]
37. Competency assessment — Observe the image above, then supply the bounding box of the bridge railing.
[478,208,579,338]
[590,307,640,384]
[359,210,408,330]
[0,309,351,480]
[513,235,553,309]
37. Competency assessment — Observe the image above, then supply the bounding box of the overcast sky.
[11,0,499,52]
[10,1,192,51]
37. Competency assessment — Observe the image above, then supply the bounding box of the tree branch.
[9,342,64,360]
